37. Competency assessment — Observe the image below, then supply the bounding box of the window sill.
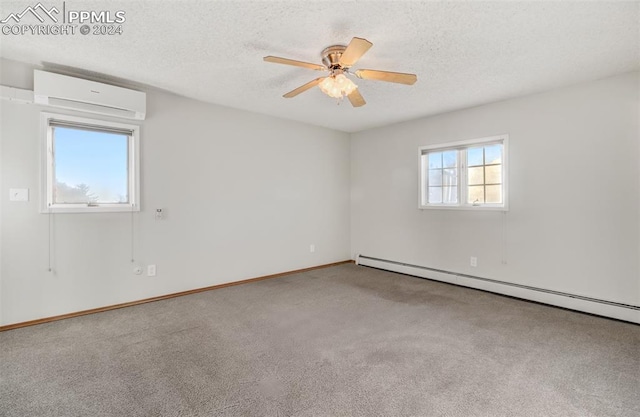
[40,205,140,214]
[419,205,508,212]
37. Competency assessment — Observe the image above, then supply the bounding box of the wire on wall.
[47,203,52,272]
[130,203,135,263]
[501,211,508,265]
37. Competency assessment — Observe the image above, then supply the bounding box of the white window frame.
[419,134,509,211]
[40,112,140,213]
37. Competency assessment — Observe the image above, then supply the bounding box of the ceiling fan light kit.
[264,37,417,108]
[319,73,357,99]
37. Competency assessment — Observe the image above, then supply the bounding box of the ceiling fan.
[264,37,417,107]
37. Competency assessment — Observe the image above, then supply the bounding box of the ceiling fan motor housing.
[322,45,347,69]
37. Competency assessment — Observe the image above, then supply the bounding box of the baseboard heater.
[356,255,640,324]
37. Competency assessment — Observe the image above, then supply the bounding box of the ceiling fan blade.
[283,77,326,98]
[354,69,417,85]
[264,56,327,71]
[347,89,366,107]
[339,37,373,67]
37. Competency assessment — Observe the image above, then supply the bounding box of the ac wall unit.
[33,70,146,120]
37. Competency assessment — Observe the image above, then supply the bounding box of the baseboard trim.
[0,260,354,332]
[357,255,640,324]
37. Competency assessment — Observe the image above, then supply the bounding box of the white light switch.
[9,188,29,202]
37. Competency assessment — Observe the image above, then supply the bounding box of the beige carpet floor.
[1,263,639,416]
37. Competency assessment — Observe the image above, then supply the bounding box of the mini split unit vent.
[33,70,146,120]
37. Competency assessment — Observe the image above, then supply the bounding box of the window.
[41,113,140,213]
[419,135,508,210]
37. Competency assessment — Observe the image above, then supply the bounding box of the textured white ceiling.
[1,1,638,132]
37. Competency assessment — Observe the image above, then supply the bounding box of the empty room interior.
[1,1,639,416]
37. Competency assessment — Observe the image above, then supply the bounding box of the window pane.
[468,167,484,185]
[428,152,442,169]
[442,168,457,186]
[442,150,457,168]
[428,169,442,186]
[468,186,484,204]
[485,165,502,184]
[468,147,484,166]
[53,127,128,204]
[428,187,442,203]
[443,186,458,204]
[484,144,502,165]
[485,185,502,203]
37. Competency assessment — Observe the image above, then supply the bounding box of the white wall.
[351,71,640,307]
[0,59,351,326]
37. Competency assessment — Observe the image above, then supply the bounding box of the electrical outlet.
[155,208,163,220]
[147,264,156,277]
[470,257,478,267]
[133,266,143,275]
[310,244,315,253]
